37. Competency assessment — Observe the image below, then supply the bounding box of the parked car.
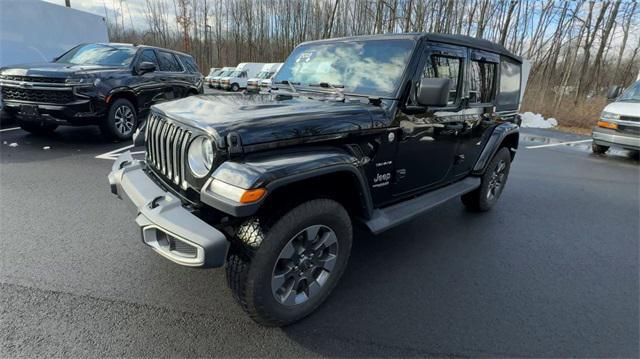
[204,67,221,88]
[0,0,109,122]
[109,33,529,326]
[211,66,235,89]
[0,43,203,140]
[246,63,282,92]
[592,80,640,156]
[220,63,264,91]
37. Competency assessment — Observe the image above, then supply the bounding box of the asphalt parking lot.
[1,112,638,357]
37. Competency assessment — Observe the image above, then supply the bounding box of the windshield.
[255,71,270,79]
[618,81,640,102]
[56,43,136,66]
[208,69,218,76]
[216,70,231,77]
[274,39,415,97]
[229,70,242,77]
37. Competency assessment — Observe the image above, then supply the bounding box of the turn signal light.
[239,188,267,204]
[597,120,617,129]
[209,179,266,204]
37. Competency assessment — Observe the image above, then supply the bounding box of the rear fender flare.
[472,123,519,175]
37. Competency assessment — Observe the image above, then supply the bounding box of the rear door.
[156,50,185,100]
[393,42,467,197]
[178,55,202,95]
[451,49,500,178]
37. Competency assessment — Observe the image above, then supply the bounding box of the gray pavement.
[0,122,638,357]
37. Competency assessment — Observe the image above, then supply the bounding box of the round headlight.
[187,136,215,178]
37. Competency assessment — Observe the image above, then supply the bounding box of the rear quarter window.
[179,55,200,73]
[496,57,522,111]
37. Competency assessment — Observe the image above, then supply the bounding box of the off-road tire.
[19,122,58,135]
[100,98,137,141]
[225,199,352,326]
[461,147,511,212]
[592,143,609,154]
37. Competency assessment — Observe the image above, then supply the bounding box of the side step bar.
[364,177,481,234]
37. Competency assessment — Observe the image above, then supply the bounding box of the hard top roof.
[300,33,522,63]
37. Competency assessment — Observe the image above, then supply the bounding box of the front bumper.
[108,152,230,268]
[221,83,231,90]
[592,127,640,150]
[2,98,104,125]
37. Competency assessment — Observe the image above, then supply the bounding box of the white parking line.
[95,144,134,160]
[526,139,592,149]
[0,127,20,132]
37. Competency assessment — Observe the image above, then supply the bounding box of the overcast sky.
[42,0,149,29]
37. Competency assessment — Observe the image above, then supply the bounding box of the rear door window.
[157,51,183,72]
[469,60,497,104]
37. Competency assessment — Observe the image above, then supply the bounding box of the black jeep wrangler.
[108,33,525,326]
[0,43,203,140]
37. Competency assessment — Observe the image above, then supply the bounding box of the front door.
[134,49,165,112]
[392,43,467,197]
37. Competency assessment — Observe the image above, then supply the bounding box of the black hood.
[0,62,127,78]
[152,94,383,147]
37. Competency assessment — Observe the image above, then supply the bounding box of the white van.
[246,63,283,92]
[259,64,284,92]
[211,67,236,89]
[591,80,640,155]
[205,68,221,88]
[221,63,264,92]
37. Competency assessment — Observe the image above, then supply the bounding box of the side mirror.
[607,85,623,101]
[137,61,156,75]
[417,78,451,107]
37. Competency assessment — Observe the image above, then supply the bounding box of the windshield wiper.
[308,82,345,101]
[274,80,299,93]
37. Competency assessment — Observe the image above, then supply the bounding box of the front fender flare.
[200,148,373,218]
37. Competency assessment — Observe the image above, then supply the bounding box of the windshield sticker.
[296,52,314,63]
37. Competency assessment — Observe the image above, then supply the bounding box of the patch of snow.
[520,112,558,129]
[8,142,18,147]
[43,146,51,150]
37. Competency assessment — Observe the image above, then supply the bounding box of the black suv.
[0,43,203,140]
[108,33,525,326]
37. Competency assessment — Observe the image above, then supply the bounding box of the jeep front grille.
[145,113,192,189]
